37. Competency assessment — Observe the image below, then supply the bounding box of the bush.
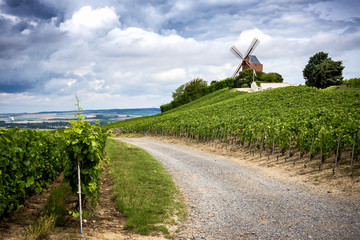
[344,78,360,88]
[261,72,283,82]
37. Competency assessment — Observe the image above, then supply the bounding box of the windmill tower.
[230,38,263,78]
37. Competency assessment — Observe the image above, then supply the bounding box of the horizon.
[0,107,161,115]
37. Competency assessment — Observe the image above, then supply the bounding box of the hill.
[105,86,360,164]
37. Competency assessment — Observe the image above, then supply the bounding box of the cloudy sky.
[0,0,359,113]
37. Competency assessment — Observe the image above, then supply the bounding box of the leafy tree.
[183,78,208,101]
[172,84,185,100]
[303,52,344,88]
[261,72,283,83]
[234,69,263,87]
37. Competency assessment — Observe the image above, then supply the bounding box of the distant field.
[0,108,161,129]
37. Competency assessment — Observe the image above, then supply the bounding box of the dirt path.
[118,137,360,240]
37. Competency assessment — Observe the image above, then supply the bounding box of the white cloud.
[73,62,96,77]
[60,6,120,37]
[153,68,187,82]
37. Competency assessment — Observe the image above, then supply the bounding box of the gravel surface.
[117,138,360,240]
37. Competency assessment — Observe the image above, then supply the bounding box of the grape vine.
[64,96,111,216]
[0,97,111,220]
[106,86,360,167]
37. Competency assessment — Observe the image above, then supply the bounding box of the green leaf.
[25,177,34,188]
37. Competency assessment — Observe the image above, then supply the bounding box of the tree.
[303,52,344,88]
[234,69,262,87]
[261,72,283,83]
[172,84,185,100]
[183,78,208,101]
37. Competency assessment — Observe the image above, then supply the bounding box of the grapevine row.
[0,111,110,220]
[107,86,360,168]
[0,128,68,219]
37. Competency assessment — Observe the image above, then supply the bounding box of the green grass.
[105,138,186,235]
[42,182,71,226]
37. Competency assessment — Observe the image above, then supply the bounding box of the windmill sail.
[232,63,242,78]
[244,38,260,57]
[230,45,244,59]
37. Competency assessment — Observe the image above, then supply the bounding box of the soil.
[1,134,359,239]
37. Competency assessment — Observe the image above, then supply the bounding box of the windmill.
[230,38,263,78]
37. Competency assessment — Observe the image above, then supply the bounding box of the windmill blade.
[230,45,244,60]
[244,38,260,57]
[232,63,242,78]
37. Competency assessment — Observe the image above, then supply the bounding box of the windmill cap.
[249,55,261,64]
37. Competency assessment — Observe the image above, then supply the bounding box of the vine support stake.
[249,131,254,154]
[253,130,260,156]
[277,132,281,161]
[351,134,356,170]
[305,133,315,168]
[260,130,266,158]
[296,132,304,165]
[333,134,341,174]
[286,131,292,161]
[319,134,323,170]
[77,155,83,234]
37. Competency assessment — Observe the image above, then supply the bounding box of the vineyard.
[0,108,110,220]
[105,86,360,171]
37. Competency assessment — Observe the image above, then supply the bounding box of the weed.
[24,215,56,240]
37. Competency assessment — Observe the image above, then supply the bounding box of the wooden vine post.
[277,133,281,161]
[319,134,323,170]
[77,155,83,234]
[351,135,356,170]
[333,134,341,174]
[305,133,315,168]
[285,131,292,162]
[260,130,266,158]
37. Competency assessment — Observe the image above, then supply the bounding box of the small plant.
[24,215,56,240]
[64,96,111,217]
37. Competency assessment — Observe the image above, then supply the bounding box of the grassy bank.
[105,138,186,236]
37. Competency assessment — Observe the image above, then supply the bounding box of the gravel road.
[117,138,360,240]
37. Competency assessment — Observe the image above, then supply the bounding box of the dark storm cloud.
[0,61,62,93]
[4,0,58,19]
[0,38,27,57]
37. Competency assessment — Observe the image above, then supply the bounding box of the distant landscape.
[0,108,161,129]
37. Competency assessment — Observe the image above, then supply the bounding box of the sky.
[0,0,359,113]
